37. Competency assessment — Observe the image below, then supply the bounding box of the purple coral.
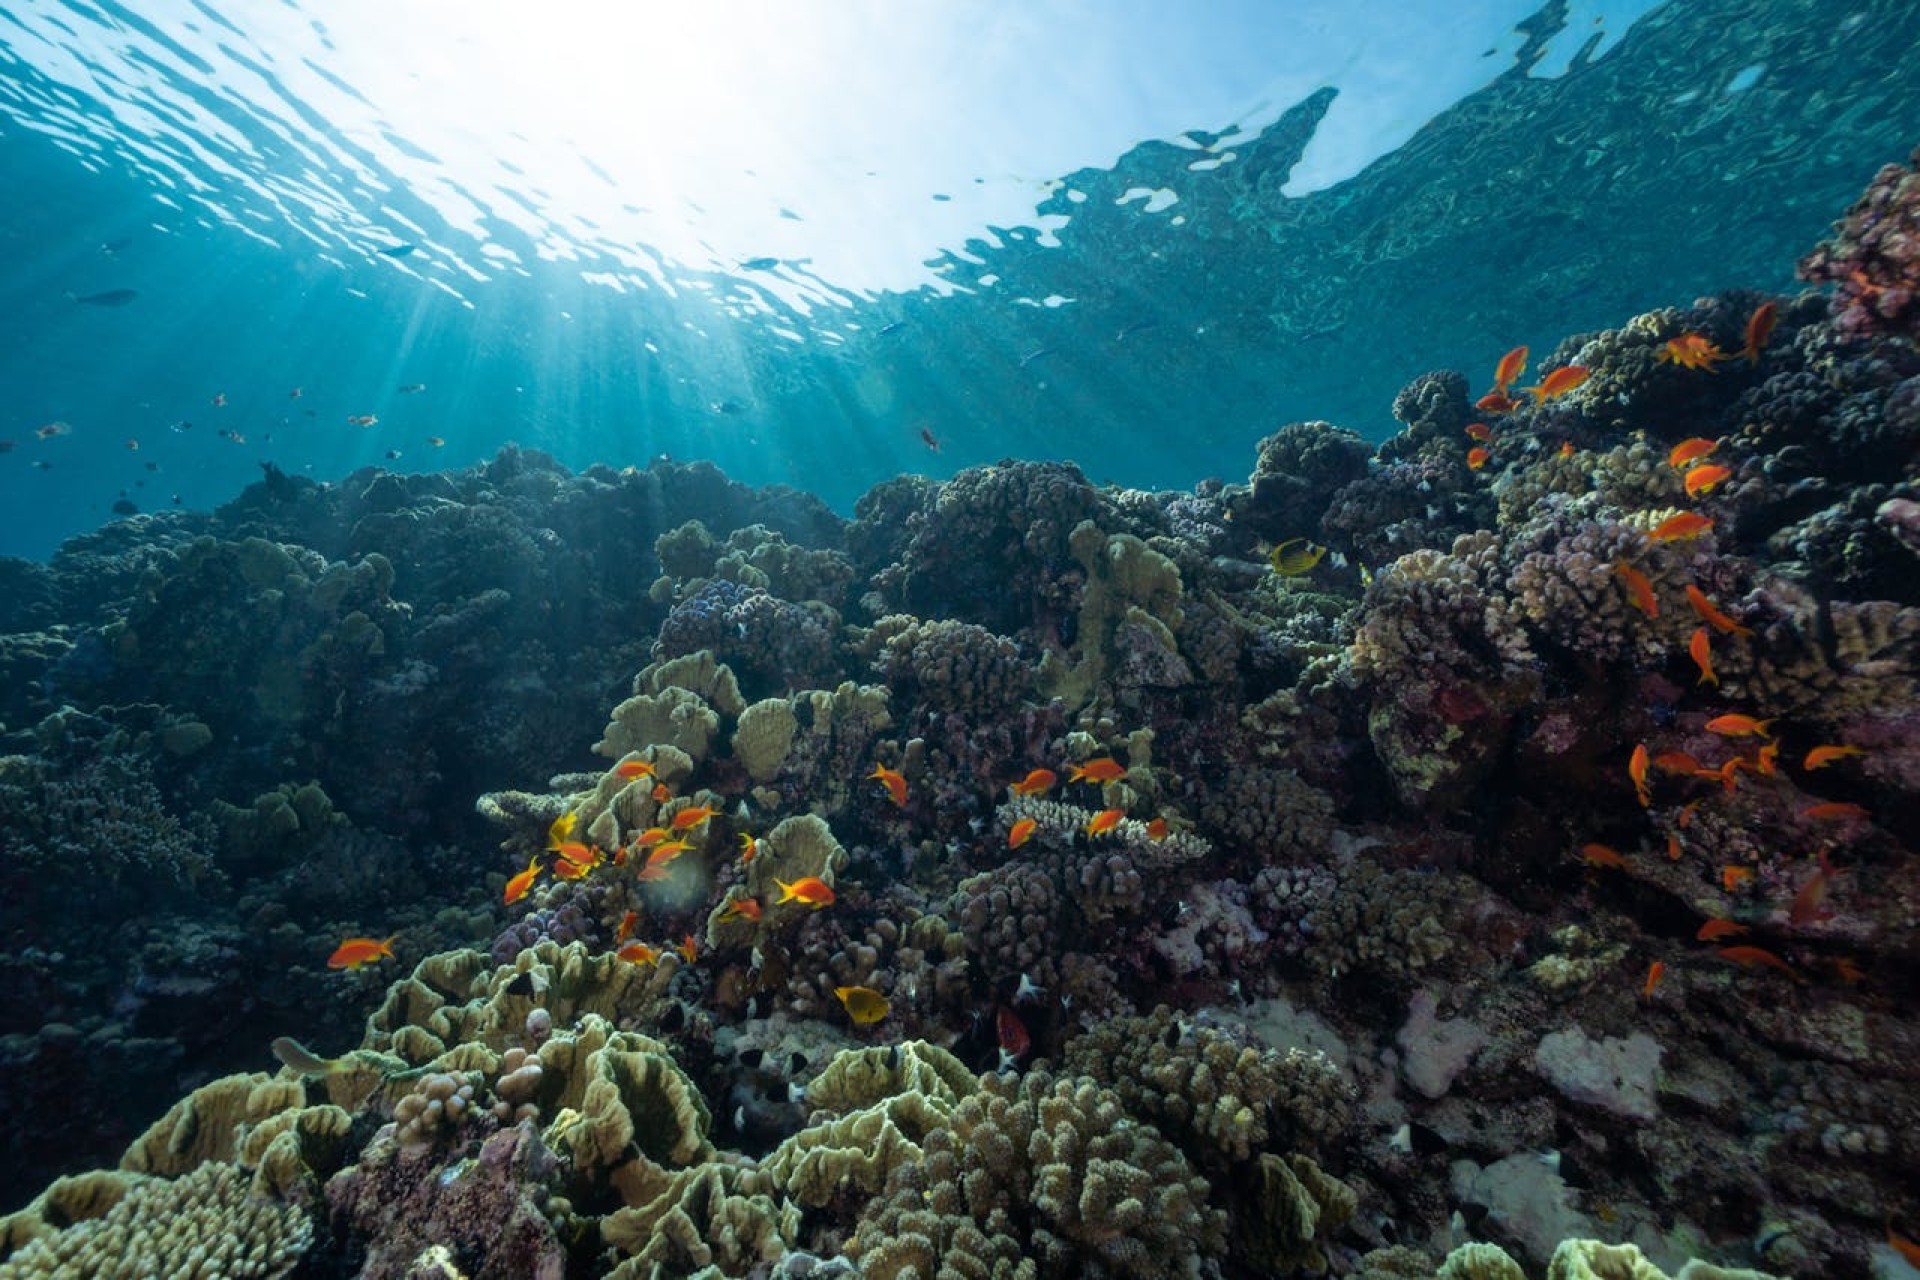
[1799,145,1920,340]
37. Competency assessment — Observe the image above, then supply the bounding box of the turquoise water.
[0,0,1914,558]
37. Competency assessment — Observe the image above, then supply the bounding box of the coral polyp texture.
[10,155,1920,1280]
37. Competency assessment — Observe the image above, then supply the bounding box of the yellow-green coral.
[0,1162,311,1279]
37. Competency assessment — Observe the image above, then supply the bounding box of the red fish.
[1011,768,1058,796]
[1067,758,1127,784]
[636,862,675,883]
[671,804,721,830]
[1648,512,1714,542]
[1653,751,1703,774]
[1688,627,1717,686]
[868,764,907,807]
[1801,802,1869,822]
[1683,463,1732,497]
[1466,446,1491,471]
[1084,808,1125,837]
[614,910,639,944]
[737,833,758,863]
[615,760,656,780]
[1475,391,1519,414]
[553,858,592,881]
[1705,714,1774,738]
[652,783,672,802]
[719,896,763,923]
[1693,759,1743,794]
[1666,832,1682,861]
[1464,422,1493,442]
[1656,333,1727,370]
[1557,440,1575,457]
[1494,345,1528,390]
[1739,301,1778,364]
[1801,744,1864,770]
[996,1006,1030,1058]
[1721,865,1755,891]
[1642,960,1665,1000]
[1580,843,1629,869]
[1145,817,1170,840]
[327,935,397,970]
[555,841,597,870]
[1667,437,1718,469]
[617,942,660,965]
[1614,560,1658,617]
[1677,798,1703,829]
[1008,817,1037,849]
[636,827,672,848]
[676,934,698,964]
[1716,945,1796,979]
[1685,585,1753,636]
[644,840,693,870]
[1629,743,1652,807]
[1523,365,1590,401]
[1695,918,1747,941]
[503,855,541,905]
[1787,853,1836,927]
[775,876,836,907]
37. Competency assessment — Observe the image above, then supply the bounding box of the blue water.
[2,0,1917,559]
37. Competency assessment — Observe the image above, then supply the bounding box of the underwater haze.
[4,2,1920,1279]
[2,0,1913,554]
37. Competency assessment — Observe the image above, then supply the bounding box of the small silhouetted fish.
[34,460,51,469]
[398,383,427,394]
[1018,347,1054,368]
[710,399,744,416]
[376,243,416,258]
[739,257,780,271]
[384,449,401,460]
[876,321,905,336]
[0,440,13,454]
[111,498,138,516]
[144,460,158,472]
[71,288,139,306]
[171,493,181,504]
[1115,320,1160,341]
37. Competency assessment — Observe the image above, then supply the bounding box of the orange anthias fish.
[504,855,541,905]
[719,896,763,923]
[1667,437,1718,469]
[1739,301,1778,364]
[1802,744,1865,770]
[1721,865,1756,891]
[1614,560,1659,618]
[553,858,592,881]
[1653,751,1703,774]
[676,934,698,964]
[1694,758,1744,794]
[652,782,673,803]
[1677,797,1704,829]
[1696,918,1748,942]
[1642,960,1665,999]
[671,805,721,830]
[636,862,675,884]
[1008,817,1037,849]
[1475,391,1519,414]
[1656,333,1728,370]
[1685,585,1753,636]
[642,841,691,872]
[1801,802,1870,822]
[775,876,836,907]
[616,759,656,780]
[1705,714,1774,739]
[1523,365,1591,401]
[1649,512,1714,542]
[555,841,597,870]
[1580,843,1629,869]
[1682,463,1732,498]
[1628,743,1652,807]
[547,812,578,849]
[1145,817,1170,840]
[1466,446,1492,471]
[1557,440,1575,457]
[868,764,908,807]
[614,910,639,944]
[1787,852,1837,927]
[1666,831,1683,861]
[1716,945,1797,979]
[636,827,673,848]
[1010,768,1058,796]
[1464,422,1493,442]
[738,833,758,863]
[327,935,397,970]
[1494,345,1528,390]
[1084,808,1126,837]
[1688,627,1718,687]
[617,942,660,965]
[1067,758,1128,784]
